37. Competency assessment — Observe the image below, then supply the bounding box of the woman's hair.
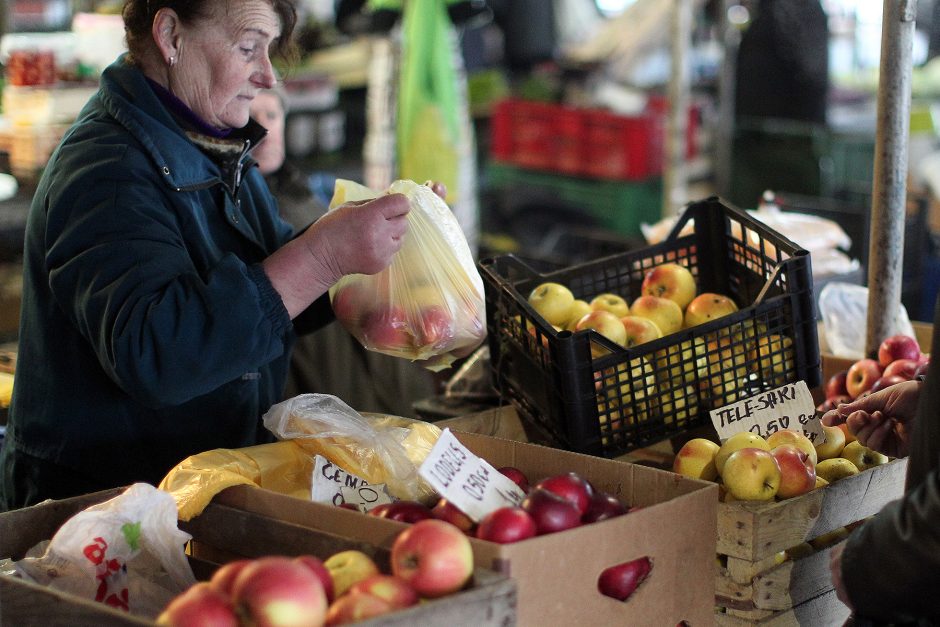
[122,0,298,64]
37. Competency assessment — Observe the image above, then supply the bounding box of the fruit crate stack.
[479,197,822,458]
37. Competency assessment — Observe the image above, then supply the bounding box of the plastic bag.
[12,483,196,618]
[819,282,915,359]
[262,393,442,503]
[328,179,486,371]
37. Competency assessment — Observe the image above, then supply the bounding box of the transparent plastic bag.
[328,179,487,371]
[819,282,915,359]
[262,393,442,503]
[12,483,196,618]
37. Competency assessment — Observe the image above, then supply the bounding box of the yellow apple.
[809,526,850,551]
[700,334,749,403]
[597,358,657,425]
[721,448,781,501]
[576,309,627,355]
[814,475,829,490]
[841,441,889,471]
[684,293,739,328]
[324,550,381,598]
[528,282,575,326]
[815,457,859,483]
[672,438,720,481]
[785,542,815,561]
[654,337,707,387]
[563,299,593,331]
[814,424,846,461]
[641,262,697,310]
[716,431,770,475]
[766,429,818,466]
[837,422,857,445]
[770,445,816,499]
[658,384,698,428]
[590,293,630,318]
[619,315,662,348]
[751,333,795,382]
[630,295,684,336]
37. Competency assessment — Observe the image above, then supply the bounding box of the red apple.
[476,506,538,544]
[231,556,328,627]
[371,500,434,523]
[816,394,852,415]
[914,359,930,379]
[208,559,252,596]
[497,466,530,493]
[824,370,849,400]
[878,334,921,367]
[770,445,816,499]
[348,574,419,609]
[390,519,474,598]
[597,556,653,602]
[582,491,628,524]
[156,582,239,627]
[534,472,594,515]
[331,284,367,326]
[431,499,475,534]
[325,591,393,625]
[416,305,455,350]
[361,305,412,350]
[870,374,908,393]
[294,554,335,604]
[367,503,391,517]
[882,358,919,380]
[521,487,582,535]
[846,358,883,398]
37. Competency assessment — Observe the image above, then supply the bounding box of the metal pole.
[866,0,917,356]
[715,0,741,199]
[663,0,693,217]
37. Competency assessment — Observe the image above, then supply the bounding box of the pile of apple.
[818,333,930,413]
[673,425,890,502]
[156,519,474,627]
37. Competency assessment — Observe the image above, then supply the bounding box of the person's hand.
[426,180,447,200]
[829,542,855,611]
[821,379,920,458]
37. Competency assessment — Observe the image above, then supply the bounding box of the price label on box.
[311,455,378,508]
[419,429,526,522]
[710,380,826,444]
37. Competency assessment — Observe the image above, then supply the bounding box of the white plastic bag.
[818,282,915,359]
[13,483,196,618]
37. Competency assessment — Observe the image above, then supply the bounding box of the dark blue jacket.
[0,57,323,503]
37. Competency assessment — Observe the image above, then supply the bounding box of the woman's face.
[170,0,281,130]
[249,90,286,175]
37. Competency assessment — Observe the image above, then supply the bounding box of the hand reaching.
[821,379,921,458]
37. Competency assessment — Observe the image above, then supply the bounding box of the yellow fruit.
[815,458,859,483]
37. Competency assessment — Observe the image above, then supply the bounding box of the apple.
[824,370,850,400]
[715,431,770,475]
[841,440,889,471]
[752,334,794,380]
[641,262,697,310]
[390,519,474,598]
[672,438,720,481]
[575,309,628,348]
[657,384,698,429]
[361,305,412,351]
[209,559,252,596]
[815,457,859,482]
[534,472,594,515]
[914,359,931,379]
[582,491,628,523]
[431,499,475,534]
[157,582,239,627]
[808,526,850,552]
[700,334,750,400]
[330,283,367,326]
[766,429,818,465]
[231,556,328,627]
[476,506,538,544]
[654,337,707,387]
[816,395,852,415]
[630,295,683,336]
[597,556,652,602]
[877,334,921,367]
[596,358,657,426]
[563,299,594,331]
[521,487,583,535]
[814,476,829,489]
[846,358,883,398]
[497,466,530,493]
[814,424,847,461]
[882,358,919,380]
[325,591,393,625]
[771,445,816,500]
[590,293,631,318]
[528,282,575,326]
[370,500,434,523]
[348,574,418,609]
[683,293,738,328]
[415,305,455,350]
[324,550,381,598]
[721,448,781,501]
[294,555,336,604]
[837,422,857,445]
[619,315,662,348]
[870,374,908,393]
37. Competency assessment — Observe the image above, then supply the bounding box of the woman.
[0,0,411,510]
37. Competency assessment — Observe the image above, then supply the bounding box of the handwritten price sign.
[709,380,826,444]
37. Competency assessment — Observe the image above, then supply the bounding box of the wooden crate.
[0,488,516,626]
[714,458,907,624]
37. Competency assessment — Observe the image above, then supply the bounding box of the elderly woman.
[0,0,411,510]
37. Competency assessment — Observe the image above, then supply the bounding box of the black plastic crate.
[479,197,821,457]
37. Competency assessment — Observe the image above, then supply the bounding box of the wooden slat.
[716,589,850,626]
[1,577,150,626]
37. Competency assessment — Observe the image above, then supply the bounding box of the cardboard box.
[213,431,719,627]
[0,487,516,626]
[818,320,933,383]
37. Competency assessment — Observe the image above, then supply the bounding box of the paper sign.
[340,483,394,513]
[709,380,826,445]
[311,455,375,507]
[419,429,526,522]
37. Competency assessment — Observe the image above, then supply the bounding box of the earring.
[168,56,176,67]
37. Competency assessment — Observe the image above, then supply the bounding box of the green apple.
[630,295,683,336]
[590,293,630,318]
[528,282,575,326]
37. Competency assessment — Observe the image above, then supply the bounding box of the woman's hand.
[821,379,921,458]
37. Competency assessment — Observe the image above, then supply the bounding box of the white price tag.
[709,380,826,445]
[418,429,526,522]
[340,483,394,513]
[311,455,374,507]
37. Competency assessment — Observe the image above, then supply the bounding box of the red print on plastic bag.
[82,536,130,611]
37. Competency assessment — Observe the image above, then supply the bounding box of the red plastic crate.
[581,108,664,180]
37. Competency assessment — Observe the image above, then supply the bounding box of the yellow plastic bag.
[328,179,486,371]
